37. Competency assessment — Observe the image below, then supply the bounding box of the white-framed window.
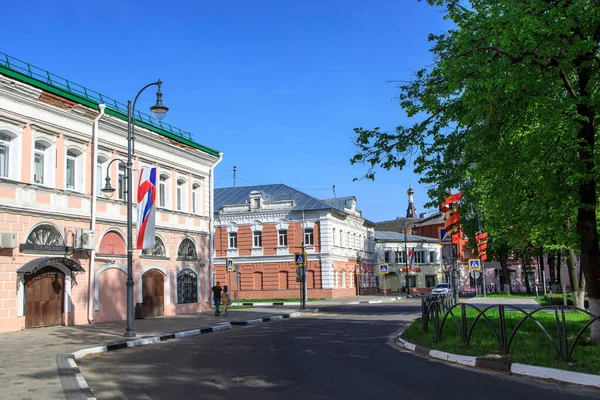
[341,270,346,288]
[347,232,350,248]
[96,156,109,195]
[158,173,170,208]
[117,164,126,200]
[33,142,46,184]
[334,271,338,288]
[339,230,343,247]
[192,182,201,214]
[253,231,262,247]
[429,251,437,263]
[228,232,238,249]
[353,233,356,249]
[0,132,13,178]
[384,251,391,263]
[333,228,336,246]
[65,148,84,191]
[278,229,288,246]
[304,228,314,246]
[415,250,426,264]
[395,250,407,264]
[176,178,188,212]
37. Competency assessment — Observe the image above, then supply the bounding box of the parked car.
[431,283,451,295]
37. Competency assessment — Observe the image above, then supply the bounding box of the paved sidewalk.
[0,308,292,400]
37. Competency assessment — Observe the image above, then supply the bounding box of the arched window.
[141,236,167,257]
[341,270,346,288]
[96,155,109,195]
[177,238,197,260]
[99,231,126,255]
[27,224,64,246]
[0,132,13,178]
[177,269,198,304]
[192,182,201,214]
[65,148,84,191]
[158,173,170,208]
[176,178,188,212]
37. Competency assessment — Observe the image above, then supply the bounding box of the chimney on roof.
[406,187,417,218]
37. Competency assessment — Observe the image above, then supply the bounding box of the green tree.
[351,1,600,341]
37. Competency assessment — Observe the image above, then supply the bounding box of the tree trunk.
[499,247,510,294]
[575,65,600,343]
[567,249,584,308]
[548,252,556,288]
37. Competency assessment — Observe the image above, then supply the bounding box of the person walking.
[221,285,231,316]
[212,281,223,316]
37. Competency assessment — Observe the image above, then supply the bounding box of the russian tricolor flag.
[137,167,156,250]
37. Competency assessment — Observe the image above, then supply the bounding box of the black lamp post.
[404,222,417,295]
[102,80,168,337]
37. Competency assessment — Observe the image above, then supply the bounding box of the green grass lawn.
[402,308,600,375]
[235,298,325,303]
[536,293,574,306]
[483,292,536,298]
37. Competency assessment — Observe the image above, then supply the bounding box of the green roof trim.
[0,52,219,157]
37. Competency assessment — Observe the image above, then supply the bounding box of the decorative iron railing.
[421,297,600,362]
[0,51,193,141]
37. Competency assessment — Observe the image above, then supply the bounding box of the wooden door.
[142,270,164,317]
[25,266,64,328]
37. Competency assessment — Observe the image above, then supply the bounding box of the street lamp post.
[403,221,416,296]
[102,81,168,337]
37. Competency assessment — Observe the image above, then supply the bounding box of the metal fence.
[421,297,600,362]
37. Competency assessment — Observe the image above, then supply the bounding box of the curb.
[396,330,600,388]
[60,312,306,400]
[242,302,301,306]
[346,296,405,304]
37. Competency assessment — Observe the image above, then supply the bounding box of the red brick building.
[213,185,377,299]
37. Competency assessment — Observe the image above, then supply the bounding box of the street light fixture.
[102,80,168,338]
[403,222,417,295]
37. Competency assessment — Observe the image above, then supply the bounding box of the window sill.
[139,255,170,260]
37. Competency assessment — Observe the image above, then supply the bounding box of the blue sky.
[1,0,451,222]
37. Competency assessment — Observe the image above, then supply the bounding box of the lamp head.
[101,176,116,194]
[150,80,169,121]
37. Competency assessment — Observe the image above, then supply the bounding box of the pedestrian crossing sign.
[226,258,234,273]
[378,264,389,274]
[468,258,481,271]
[295,252,306,267]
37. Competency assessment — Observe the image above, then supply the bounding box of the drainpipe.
[208,152,224,306]
[88,104,106,323]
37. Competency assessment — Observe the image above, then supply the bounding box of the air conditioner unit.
[76,229,96,250]
[0,233,17,248]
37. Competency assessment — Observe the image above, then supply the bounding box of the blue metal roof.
[214,184,335,213]
[375,231,439,243]
[321,196,356,213]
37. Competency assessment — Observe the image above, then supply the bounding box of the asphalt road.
[78,301,600,400]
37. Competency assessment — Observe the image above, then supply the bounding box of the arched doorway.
[142,270,164,317]
[25,266,64,328]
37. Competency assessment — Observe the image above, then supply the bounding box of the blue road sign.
[468,258,481,271]
[227,258,234,272]
[295,252,306,267]
[378,264,389,274]
[438,227,452,245]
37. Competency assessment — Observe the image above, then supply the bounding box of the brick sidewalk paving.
[0,308,289,400]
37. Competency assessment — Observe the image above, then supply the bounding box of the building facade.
[0,52,220,333]
[213,185,378,299]
[374,231,443,293]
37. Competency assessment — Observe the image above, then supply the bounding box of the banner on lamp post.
[137,167,157,250]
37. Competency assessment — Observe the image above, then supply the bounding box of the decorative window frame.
[174,265,201,305]
[177,236,198,261]
[157,170,172,209]
[32,135,56,188]
[140,234,169,259]
[0,121,23,181]
[96,152,110,196]
[64,143,86,192]
[138,265,171,305]
[175,174,189,213]
[97,227,127,255]
[191,179,202,215]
